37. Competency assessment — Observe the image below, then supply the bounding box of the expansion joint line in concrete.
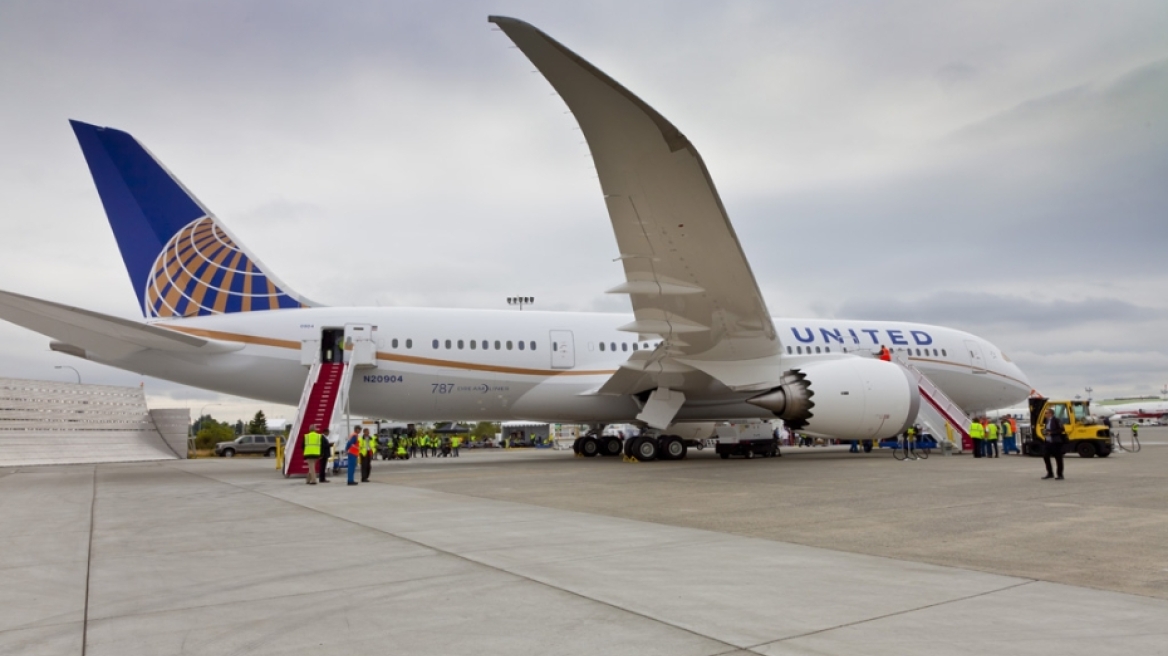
[81,465,97,656]
[747,578,1038,650]
[176,466,748,655]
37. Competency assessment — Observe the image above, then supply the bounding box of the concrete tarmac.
[2,431,1166,655]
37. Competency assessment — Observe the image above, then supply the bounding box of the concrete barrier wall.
[0,378,184,467]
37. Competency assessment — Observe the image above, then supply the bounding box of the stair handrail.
[283,359,322,476]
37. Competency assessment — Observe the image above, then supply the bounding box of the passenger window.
[445,340,451,349]
[518,341,525,351]
[391,338,398,349]
[622,343,628,352]
[942,349,947,356]
[495,340,501,350]
[632,344,638,351]
[530,341,536,351]
[406,339,412,349]
[786,346,792,354]
[457,340,464,350]
[815,346,821,353]
[611,342,616,351]
[432,339,438,350]
[796,346,803,354]
[552,342,558,352]
[600,342,606,351]
[470,340,476,350]
[506,341,513,350]
[825,347,830,353]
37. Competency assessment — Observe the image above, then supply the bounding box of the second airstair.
[897,356,972,453]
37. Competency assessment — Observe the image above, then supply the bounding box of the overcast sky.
[1,1,1165,424]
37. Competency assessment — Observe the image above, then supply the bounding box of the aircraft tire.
[572,437,582,454]
[660,436,686,460]
[631,436,659,462]
[601,436,622,456]
[580,436,600,458]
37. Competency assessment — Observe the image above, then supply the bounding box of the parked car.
[215,434,278,457]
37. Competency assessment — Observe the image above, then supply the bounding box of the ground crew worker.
[359,428,375,482]
[903,425,916,455]
[452,435,461,457]
[969,419,986,458]
[1001,418,1018,454]
[395,439,408,460]
[986,420,999,458]
[345,430,359,485]
[1132,422,1140,439]
[303,425,322,485]
[418,434,428,458]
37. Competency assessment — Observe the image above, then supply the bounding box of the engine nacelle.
[746,358,920,440]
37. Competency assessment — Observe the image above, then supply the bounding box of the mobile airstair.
[283,324,378,477]
[897,356,972,454]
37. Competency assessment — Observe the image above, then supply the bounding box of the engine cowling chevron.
[746,359,920,440]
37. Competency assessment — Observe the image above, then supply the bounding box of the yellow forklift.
[1024,397,1112,458]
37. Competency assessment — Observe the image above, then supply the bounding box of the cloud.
[832,292,1165,330]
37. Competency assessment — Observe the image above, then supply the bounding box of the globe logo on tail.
[144,217,305,317]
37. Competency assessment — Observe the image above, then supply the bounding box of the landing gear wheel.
[601,436,623,457]
[579,436,600,458]
[572,437,582,454]
[659,436,687,460]
[1076,441,1096,458]
[631,436,659,462]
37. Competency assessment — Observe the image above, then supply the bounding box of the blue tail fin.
[70,120,314,318]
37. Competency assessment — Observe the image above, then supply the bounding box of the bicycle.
[892,436,917,461]
[1113,427,1141,453]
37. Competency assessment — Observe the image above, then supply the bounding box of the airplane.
[0,17,1030,463]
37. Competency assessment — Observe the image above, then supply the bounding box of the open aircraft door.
[964,339,987,374]
[345,324,377,367]
[550,330,575,369]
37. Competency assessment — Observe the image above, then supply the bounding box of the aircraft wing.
[0,288,242,360]
[491,17,783,390]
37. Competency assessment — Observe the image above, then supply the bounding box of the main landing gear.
[572,429,691,462]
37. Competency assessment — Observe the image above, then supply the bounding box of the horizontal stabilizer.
[0,289,242,360]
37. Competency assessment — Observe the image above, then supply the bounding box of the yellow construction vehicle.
[1024,397,1112,458]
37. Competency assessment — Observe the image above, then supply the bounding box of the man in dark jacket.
[1042,408,1067,480]
[318,429,332,483]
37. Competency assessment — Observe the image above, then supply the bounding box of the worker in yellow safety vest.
[303,426,322,485]
[986,420,1000,458]
[451,435,461,457]
[395,439,407,459]
[969,419,986,458]
[359,428,375,482]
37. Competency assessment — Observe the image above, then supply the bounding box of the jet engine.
[745,358,920,440]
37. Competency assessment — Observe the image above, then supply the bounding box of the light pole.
[54,365,81,384]
[507,296,535,311]
[1085,386,1093,401]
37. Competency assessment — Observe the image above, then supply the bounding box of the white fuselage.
[86,307,1031,425]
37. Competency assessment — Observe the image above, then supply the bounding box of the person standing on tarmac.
[359,428,375,482]
[303,425,322,485]
[986,420,999,458]
[317,429,332,483]
[345,430,360,485]
[452,435,461,457]
[969,419,985,458]
[1042,407,1067,480]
